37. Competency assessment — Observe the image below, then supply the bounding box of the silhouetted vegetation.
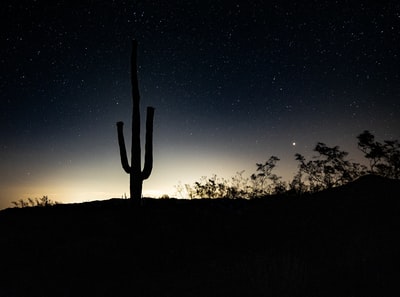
[116,40,155,204]
[294,142,366,192]
[11,195,59,208]
[357,130,400,179]
[181,131,398,198]
[251,156,287,196]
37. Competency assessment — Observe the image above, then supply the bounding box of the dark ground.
[1,175,399,297]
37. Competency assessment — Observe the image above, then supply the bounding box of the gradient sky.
[1,1,399,209]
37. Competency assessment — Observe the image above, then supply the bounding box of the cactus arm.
[142,106,155,180]
[116,121,131,174]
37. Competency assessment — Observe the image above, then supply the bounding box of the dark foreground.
[1,175,399,297]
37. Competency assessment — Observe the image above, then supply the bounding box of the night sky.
[1,1,399,208]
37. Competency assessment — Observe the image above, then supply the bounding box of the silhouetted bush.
[250,156,287,196]
[11,196,59,208]
[357,130,400,179]
[294,143,366,192]
[181,157,284,199]
[288,171,308,196]
[190,175,236,199]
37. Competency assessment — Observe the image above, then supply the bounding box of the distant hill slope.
[309,174,400,210]
[324,174,400,197]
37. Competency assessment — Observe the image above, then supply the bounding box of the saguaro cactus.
[116,40,155,204]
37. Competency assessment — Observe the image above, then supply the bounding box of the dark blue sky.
[1,0,399,208]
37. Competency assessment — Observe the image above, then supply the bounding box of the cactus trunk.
[116,40,155,205]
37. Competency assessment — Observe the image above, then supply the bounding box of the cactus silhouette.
[116,40,155,205]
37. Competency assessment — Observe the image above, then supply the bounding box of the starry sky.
[1,0,399,208]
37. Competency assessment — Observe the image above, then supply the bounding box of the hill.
[1,175,399,297]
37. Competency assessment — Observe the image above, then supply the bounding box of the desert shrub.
[191,175,232,198]
[294,143,366,192]
[181,174,244,199]
[181,156,286,199]
[250,156,287,197]
[357,130,400,179]
[228,170,253,198]
[11,196,58,208]
[288,171,308,195]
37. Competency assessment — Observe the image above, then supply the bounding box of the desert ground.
[1,175,399,297]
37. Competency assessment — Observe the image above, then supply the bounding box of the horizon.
[1,132,373,209]
[0,137,383,209]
